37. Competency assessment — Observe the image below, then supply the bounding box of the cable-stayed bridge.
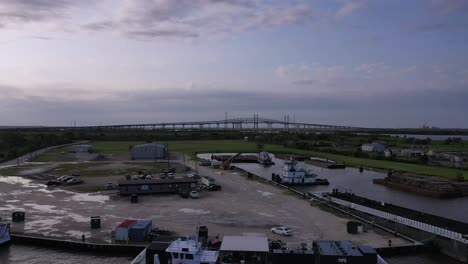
[62,116,366,131]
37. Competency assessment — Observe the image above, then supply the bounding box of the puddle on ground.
[66,213,90,223]
[23,203,66,214]
[178,208,210,215]
[66,193,109,203]
[256,190,273,197]
[25,216,64,231]
[257,212,274,217]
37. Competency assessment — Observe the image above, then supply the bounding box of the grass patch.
[162,140,466,180]
[0,164,43,176]
[61,140,467,180]
[32,147,68,162]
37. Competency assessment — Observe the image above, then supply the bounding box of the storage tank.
[115,220,137,241]
[129,219,153,242]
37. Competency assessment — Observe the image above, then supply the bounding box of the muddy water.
[200,153,468,223]
[0,245,133,264]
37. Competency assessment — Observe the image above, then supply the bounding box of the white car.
[271,226,292,236]
[189,190,200,199]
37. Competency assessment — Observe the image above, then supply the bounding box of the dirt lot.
[0,157,411,249]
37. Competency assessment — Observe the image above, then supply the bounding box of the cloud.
[293,79,316,86]
[1,82,467,128]
[405,21,468,32]
[275,65,289,78]
[83,0,316,39]
[336,0,368,18]
[0,0,80,27]
[430,0,468,15]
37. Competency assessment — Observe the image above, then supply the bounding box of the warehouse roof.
[220,235,269,252]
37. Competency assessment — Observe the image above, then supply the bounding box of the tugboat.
[258,152,274,165]
[272,158,329,185]
[165,237,219,264]
[0,222,11,246]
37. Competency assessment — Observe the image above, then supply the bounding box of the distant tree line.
[0,132,74,162]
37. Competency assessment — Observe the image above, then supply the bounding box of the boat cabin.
[166,237,219,264]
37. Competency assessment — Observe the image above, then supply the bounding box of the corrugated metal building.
[115,219,137,241]
[117,178,197,195]
[361,143,386,153]
[68,144,96,153]
[129,219,153,242]
[131,143,167,160]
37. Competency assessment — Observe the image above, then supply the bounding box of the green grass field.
[33,146,69,162]
[28,140,467,180]
[161,140,467,180]
[0,164,43,176]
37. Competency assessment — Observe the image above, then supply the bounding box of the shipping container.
[115,219,137,241]
[129,219,153,242]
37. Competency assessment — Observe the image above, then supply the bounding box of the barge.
[320,190,468,263]
[373,173,468,198]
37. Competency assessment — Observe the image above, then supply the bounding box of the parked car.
[145,174,153,179]
[105,182,115,190]
[179,189,189,198]
[132,175,139,180]
[189,190,200,199]
[271,226,292,236]
[66,178,83,185]
[206,184,221,191]
[57,175,72,182]
[167,173,174,179]
[188,173,201,180]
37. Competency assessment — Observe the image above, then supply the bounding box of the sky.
[0,0,467,128]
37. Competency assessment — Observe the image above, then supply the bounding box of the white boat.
[0,223,11,245]
[166,237,219,264]
[273,158,329,185]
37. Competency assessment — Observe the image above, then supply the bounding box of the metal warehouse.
[131,143,167,160]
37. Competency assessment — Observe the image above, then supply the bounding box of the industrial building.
[130,143,167,160]
[117,178,197,195]
[68,144,96,153]
[361,143,386,153]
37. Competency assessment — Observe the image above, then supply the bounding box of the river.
[242,157,468,223]
[199,154,468,223]
[0,244,133,264]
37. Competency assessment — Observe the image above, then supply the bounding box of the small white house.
[400,149,425,158]
[361,143,386,153]
[384,149,398,158]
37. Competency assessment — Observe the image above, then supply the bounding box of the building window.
[185,254,194,260]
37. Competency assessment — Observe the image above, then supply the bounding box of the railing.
[327,196,468,244]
